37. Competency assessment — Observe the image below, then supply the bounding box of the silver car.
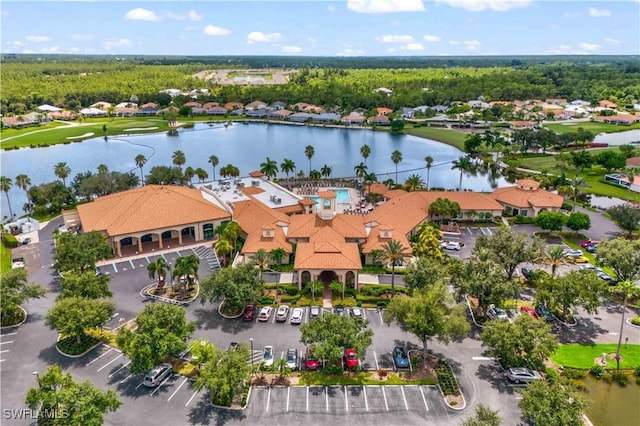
[285,347,298,370]
[507,367,542,384]
[143,363,172,388]
[290,307,304,324]
[276,305,290,322]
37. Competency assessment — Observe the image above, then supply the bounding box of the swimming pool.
[310,189,351,204]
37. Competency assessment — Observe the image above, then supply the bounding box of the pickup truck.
[11,257,25,269]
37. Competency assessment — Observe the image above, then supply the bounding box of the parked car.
[305,345,319,370]
[598,272,618,284]
[20,237,31,245]
[486,304,508,321]
[578,264,603,273]
[581,240,600,248]
[535,305,554,322]
[519,306,538,319]
[563,249,584,257]
[309,305,321,320]
[567,255,589,264]
[334,305,345,316]
[585,244,598,253]
[95,266,103,276]
[242,304,257,321]
[440,241,461,251]
[350,307,363,320]
[286,347,298,371]
[506,367,542,384]
[275,305,290,322]
[393,346,410,369]
[263,345,274,367]
[343,348,359,369]
[227,342,240,352]
[258,306,273,322]
[290,307,304,324]
[143,363,172,388]
[521,267,534,279]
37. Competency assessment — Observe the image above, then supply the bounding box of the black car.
[521,267,534,279]
[585,244,598,253]
[535,305,554,322]
[334,305,345,316]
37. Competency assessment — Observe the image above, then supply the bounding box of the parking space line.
[167,377,189,402]
[266,387,271,412]
[109,360,131,377]
[1,332,17,336]
[112,263,118,273]
[0,350,9,354]
[97,353,124,372]
[373,351,379,370]
[151,375,172,396]
[161,254,167,261]
[145,256,151,263]
[185,389,199,407]
[135,381,145,390]
[0,359,5,362]
[381,386,389,411]
[286,387,290,411]
[129,259,135,269]
[400,386,408,410]
[364,386,369,411]
[0,341,14,344]
[419,386,429,411]
[86,347,114,366]
[466,227,472,235]
[306,386,309,412]
[175,250,183,257]
[344,385,348,412]
[378,309,384,324]
[325,386,329,412]
[120,373,134,384]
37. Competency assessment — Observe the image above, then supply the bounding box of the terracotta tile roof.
[626,157,640,167]
[492,186,563,209]
[233,199,292,254]
[202,102,220,109]
[224,101,244,109]
[367,183,390,196]
[287,214,367,240]
[240,186,265,196]
[294,241,362,269]
[274,204,306,214]
[318,190,336,198]
[299,198,317,205]
[384,189,408,199]
[249,171,264,178]
[361,226,412,254]
[77,185,230,236]
[376,107,393,115]
[516,179,540,189]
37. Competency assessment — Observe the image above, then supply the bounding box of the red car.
[305,345,319,370]
[242,304,256,321]
[344,348,359,369]
[581,240,600,248]
[520,306,538,319]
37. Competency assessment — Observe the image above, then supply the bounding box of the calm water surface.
[580,374,640,426]
[1,123,508,217]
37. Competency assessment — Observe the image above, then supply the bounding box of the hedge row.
[1,233,18,248]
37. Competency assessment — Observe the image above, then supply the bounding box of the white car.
[258,306,273,322]
[350,307,363,320]
[563,249,583,257]
[262,345,274,367]
[578,264,603,273]
[290,307,304,324]
[285,348,298,370]
[275,305,290,322]
[440,241,461,251]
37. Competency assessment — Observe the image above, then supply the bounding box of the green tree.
[403,256,445,291]
[354,162,368,184]
[221,220,243,260]
[535,270,604,319]
[134,154,147,185]
[0,268,46,325]
[195,167,208,182]
[390,150,403,184]
[519,378,589,426]
[538,245,569,278]
[481,314,558,370]
[25,364,121,426]
[305,280,321,301]
[329,279,344,301]
[606,204,640,236]
[142,165,185,186]
[451,156,474,190]
[411,223,444,262]
[189,338,217,368]
[403,174,425,192]
[46,297,115,344]
[360,144,371,166]
[566,212,591,232]
[424,155,433,190]
[385,282,470,361]
[250,248,271,280]
[570,150,593,174]
[375,239,409,296]
[194,341,251,406]
[200,263,263,312]
[214,237,233,266]
[259,157,279,180]
[304,145,315,176]
[0,176,14,220]
[269,247,286,266]
[464,133,483,156]
[595,238,640,282]
[320,164,332,179]
[54,231,112,274]
[147,257,170,288]
[428,197,461,220]
[611,280,640,370]
[184,166,195,184]
[172,254,200,290]
[172,150,186,171]
[299,312,373,365]
[280,158,296,180]
[54,162,71,187]
[208,155,219,181]
[595,150,627,172]
[558,176,586,211]
[116,303,195,373]
[58,270,112,300]
[15,173,31,213]
[474,227,543,280]
[391,119,404,133]
[534,211,567,232]
[461,403,502,426]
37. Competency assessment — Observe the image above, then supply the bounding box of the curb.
[54,334,103,358]
[626,317,640,328]
[140,283,198,305]
[465,295,484,328]
[0,306,27,329]
[437,382,467,411]
[218,298,243,319]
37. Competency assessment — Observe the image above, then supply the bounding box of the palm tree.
[134,154,147,185]
[173,254,200,291]
[612,281,640,370]
[320,165,332,179]
[222,221,243,261]
[214,237,233,266]
[54,162,71,187]
[269,247,286,266]
[375,239,409,296]
[363,172,378,196]
[623,166,640,202]
[539,246,568,278]
[425,156,433,190]
[195,168,208,183]
[309,170,322,180]
[280,158,296,180]
[250,248,271,281]
[147,257,170,289]
[184,166,195,184]
[304,145,315,176]
[208,155,219,181]
[14,174,31,213]
[354,162,368,184]
[360,144,371,166]
[558,176,586,211]
[259,157,279,180]
[390,150,402,184]
[404,174,425,192]
[451,156,473,190]
[172,150,186,171]
[0,176,14,220]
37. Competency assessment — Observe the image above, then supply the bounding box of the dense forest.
[1,54,639,115]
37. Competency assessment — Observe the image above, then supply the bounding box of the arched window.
[301,271,311,285]
[345,271,355,288]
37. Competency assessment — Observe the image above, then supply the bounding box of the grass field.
[0,244,12,273]
[550,344,640,370]
[405,126,467,151]
[544,121,640,134]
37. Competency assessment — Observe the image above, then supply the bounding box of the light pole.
[249,338,254,366]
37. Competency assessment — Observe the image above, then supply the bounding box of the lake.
[593,129,640,146]
[0,123,508,217]
[580,374,640,426]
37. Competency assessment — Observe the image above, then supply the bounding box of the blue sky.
[1,1,639,56]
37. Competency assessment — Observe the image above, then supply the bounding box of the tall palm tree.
[391,150,403,184]
[250,248,271,281]
[309,170,321,180]
[14,174,31,213]
[363,172,378,195]
[354,162,368,184]
[404,174,425,192]
[172,150,186,171]
[280,159,296,180]
[54,162,71,187]
[451,156,473,190]
[612,281,640,370]
[222,221,243,261]
[184,166,195,184]
[539,246,568,278]
[214,237,233,266]
[195,168,208,183]
[425,156,433,190]
[134,154,147,185]
[147,257,170,288]
[173,254,200,290]
[208,155,219,181]
[375,239,409,296]
[624,167,640,202]
[320,165,332,179]
[304,145,315,176]
[0,176,14,220]
[259,157,279,180]
[559,176,587,211]
[360,144,371,166]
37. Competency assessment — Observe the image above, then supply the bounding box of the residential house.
[341,114,365,125]
[230,108,244,117]
[374,87,393,95]
[202,102,220,110]
[136,102,159,116]
[37,104,62,112]
[468,100,490,109]
[47,110,77,120]
[593,115,640,125]
[401,108,415,119]
[79,107,107,117]
[598,100,617,109]
[491,179,564,217]
[545,98,568,106]
[509,121,536,130]
[571,100,591,106]
[90,101,112,110]
[23,111,51,123]
[224,101,244,110]
[289,112,313,123]
[271,101,287,110]
[159,88,182,97]
[376,107,393,116]
[207,106,228,116]
[267,109,293,120]
[183,101,202,108]
[245,100,268,110]
[246,109,267,118]
[312,113,341,123]
[1,115,35,128]
[368,115,391,126]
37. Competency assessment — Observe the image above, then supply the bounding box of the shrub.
[608,371,629,386]
[562,368,586,380]
[278,285,299,296]
[377,369,388,378]
[1,233,18,248]
[513,215,535,224]
[631,317,640,326]
[56,334,100,356]
[322,366,343,375]
[376,300,390,308]
[259,296,276,305]
[279,295,300,304]
[590,364,605,379]
[634,365,640,377]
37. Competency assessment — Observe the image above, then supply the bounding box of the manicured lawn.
[550,344,640,370]
[544,121,640,134]
[1,244,12,273]
[298,371,435,386]
[405,126,467,151]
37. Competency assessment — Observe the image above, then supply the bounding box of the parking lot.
[0,330,17,365]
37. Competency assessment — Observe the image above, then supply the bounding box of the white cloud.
[103,38,133,50]
[423,34,441,42]
[464,40,480,51]
[578,42,600,51]
[166,9,203,21]
[347,0,425,14]
[449,40,460,45]
[25,35,50,42]
[307,37,317,43]
[337,47,365,56]
[5,41,22,47]
[547,43,602,55]
[40,46,60,53]
[247,32,281,43]
[376,34,414,43]
[327,5,336,12]
[124,8,160,21]
[188,10,202,21]
[282,45,302,53]
[437,0,531,12]
[71,34,94,42]
[605,38,620,45]
[401,43,424,51]
[203,25,231,36]
[69,47,81,53]
[589,8,610,17]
